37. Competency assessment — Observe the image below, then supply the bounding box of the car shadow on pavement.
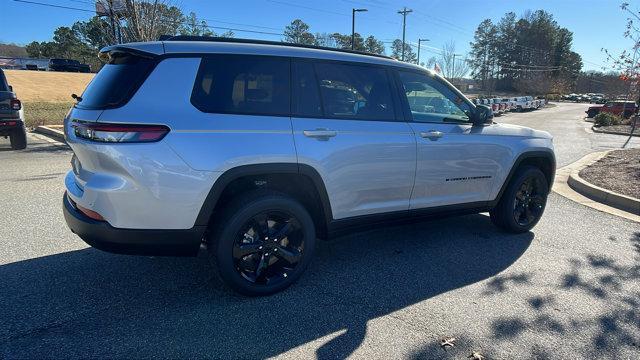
[0,214,533,358]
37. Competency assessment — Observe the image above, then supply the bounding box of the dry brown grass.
[4,69,94,102]
[4,70,94,127]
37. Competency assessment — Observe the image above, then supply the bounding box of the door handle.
[420,130,443,141]
[303,129,337,140]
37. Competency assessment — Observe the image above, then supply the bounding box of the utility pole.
[351,8,368,50]
[417,38,429,65]
[398,7,412,61]
[108,0,117,44]
[452,53,461,79]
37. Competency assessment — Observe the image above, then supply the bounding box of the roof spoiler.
[98,43,164,62]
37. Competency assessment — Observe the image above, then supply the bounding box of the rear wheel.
[10,127,27,150]
[490,166,549,233]
[210,191,316,296]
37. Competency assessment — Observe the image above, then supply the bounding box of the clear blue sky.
[0,0,634,71]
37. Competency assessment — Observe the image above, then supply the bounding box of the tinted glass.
[314,62,395,121]
[76,52,155,109]
[292,61,321,117]
[192,55,290,116]
[398,71,471,123]
[0,69,7,91]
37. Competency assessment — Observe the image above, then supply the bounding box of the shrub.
[594,112,623,127]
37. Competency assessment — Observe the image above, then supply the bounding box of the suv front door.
[395,69,503,209]
[291,60,416,220]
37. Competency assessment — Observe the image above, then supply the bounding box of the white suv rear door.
[291,60,416,220]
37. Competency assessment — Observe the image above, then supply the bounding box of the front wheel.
[210,191,316,296]
[490,166,549,233]
[10,127,27,150]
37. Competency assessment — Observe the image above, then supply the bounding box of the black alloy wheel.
[512,176,545,227]
[490,166,549,233]
[232,211,304,285]
[211,191,316,296]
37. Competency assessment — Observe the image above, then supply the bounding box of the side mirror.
[472,104,493,126]
[8,85,13,92]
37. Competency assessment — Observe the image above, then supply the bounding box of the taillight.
[72,122,170,143]
[10,99,21,110]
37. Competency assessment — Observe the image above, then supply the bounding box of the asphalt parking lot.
[0,103,639,359]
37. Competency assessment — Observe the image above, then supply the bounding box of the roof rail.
[161,35,394,60]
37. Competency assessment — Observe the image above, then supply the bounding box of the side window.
[292,61,322,117]
[314,62,395,121]
[398,71,471,123]
[191,55,290,116]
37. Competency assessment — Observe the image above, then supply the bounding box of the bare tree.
[437,41,470,79]
[111,0,184,42]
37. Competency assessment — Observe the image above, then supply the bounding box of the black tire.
[10,127,27,150]
[209,191,316,296]
[490,166,549,233]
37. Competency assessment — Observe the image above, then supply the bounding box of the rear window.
[313,62,395,121]
[191,55,291,116]
[76,52,156,110]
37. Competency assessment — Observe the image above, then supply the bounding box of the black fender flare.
[194,163,333,227]
[489,150,556,207]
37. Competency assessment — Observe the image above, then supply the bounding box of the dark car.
[48,58,91,73]
[0,69,27,150]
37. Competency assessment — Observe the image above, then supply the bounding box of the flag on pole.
[434,63,442,74]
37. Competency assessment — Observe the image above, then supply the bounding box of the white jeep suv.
[63,37,555,296]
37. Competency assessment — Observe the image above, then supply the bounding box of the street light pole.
[397,7,412,61]
[351,8,368,50]
[417,38,429,65]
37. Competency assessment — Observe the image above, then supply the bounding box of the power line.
[13,0,95,13]
[11,0,285,37]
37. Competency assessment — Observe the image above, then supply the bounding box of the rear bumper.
[0,117,24,135]
[63,192,205,256]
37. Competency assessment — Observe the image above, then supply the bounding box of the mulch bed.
[594,124,640,135]
[579,148,640,199]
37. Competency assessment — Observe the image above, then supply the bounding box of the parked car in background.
[0,68,26,150]
[512,96,530,111]
[502,98,515,112]
[62,38,556,296]
[48,58,91,73]
[586,100,638,118]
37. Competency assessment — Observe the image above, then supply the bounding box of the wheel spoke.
[272,221,292,239]
[530,195,545,208]
[273,246,301,264]
[524,205,535,223]
[255,253,269,280]
[233,243,263,258]
[253,214,270,239]
[514,205,524,222]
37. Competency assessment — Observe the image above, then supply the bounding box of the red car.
[586,100,638,118]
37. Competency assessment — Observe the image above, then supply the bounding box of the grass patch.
[5,70,93,102]
[23,101,73,128]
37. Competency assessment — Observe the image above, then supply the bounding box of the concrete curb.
[34,126,65,143]
[591,125,639,137]
[552,151,640,223]
[568,157,640,216]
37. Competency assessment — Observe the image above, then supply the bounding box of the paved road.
[0,104,638,359]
